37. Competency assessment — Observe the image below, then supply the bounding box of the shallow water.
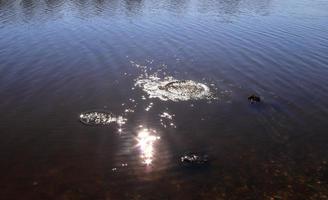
[1,0,328,199]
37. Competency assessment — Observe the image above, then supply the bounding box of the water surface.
[1,0,328,199]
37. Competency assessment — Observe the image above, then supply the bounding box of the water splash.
[145,102,154,111]
[159,111,176,128]
[135,75,215,101]
[79,111,127,126]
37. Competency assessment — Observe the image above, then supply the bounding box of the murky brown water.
[0,0,328,199]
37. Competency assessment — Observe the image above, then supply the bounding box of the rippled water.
[1,0,328,199]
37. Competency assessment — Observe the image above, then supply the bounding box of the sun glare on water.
[136,128,160,165]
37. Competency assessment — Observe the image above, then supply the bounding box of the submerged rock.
[79,111,126,126]
[180,153,209,166]
[248,94,261,103]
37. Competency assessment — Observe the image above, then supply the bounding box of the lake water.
[0,0,328,199]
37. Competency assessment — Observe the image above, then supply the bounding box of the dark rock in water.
[180,153,209,166]
[248,94,261,103]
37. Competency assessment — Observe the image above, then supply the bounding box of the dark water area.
[1,0,328,199]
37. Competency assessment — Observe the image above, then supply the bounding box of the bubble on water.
[135,75,215,101]
[79,111,127,126]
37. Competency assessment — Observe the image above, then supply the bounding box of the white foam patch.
[79,112,127,126]
[135,75,215,101]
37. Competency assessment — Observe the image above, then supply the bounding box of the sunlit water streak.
[136,128,160,165]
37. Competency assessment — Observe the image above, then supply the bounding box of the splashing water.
[160,112,174,120]
[79,111,127,126]
[159,111,176,128]
[135,75,215,101]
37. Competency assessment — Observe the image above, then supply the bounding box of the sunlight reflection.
[136,128,160,165]
[159,111,176,128]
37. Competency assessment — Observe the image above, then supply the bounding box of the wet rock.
[248,94,261,103]
[180,153,209,166]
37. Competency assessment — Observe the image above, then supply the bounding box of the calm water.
[1,0,328,199]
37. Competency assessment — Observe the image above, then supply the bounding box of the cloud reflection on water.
[0,0,273,24]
